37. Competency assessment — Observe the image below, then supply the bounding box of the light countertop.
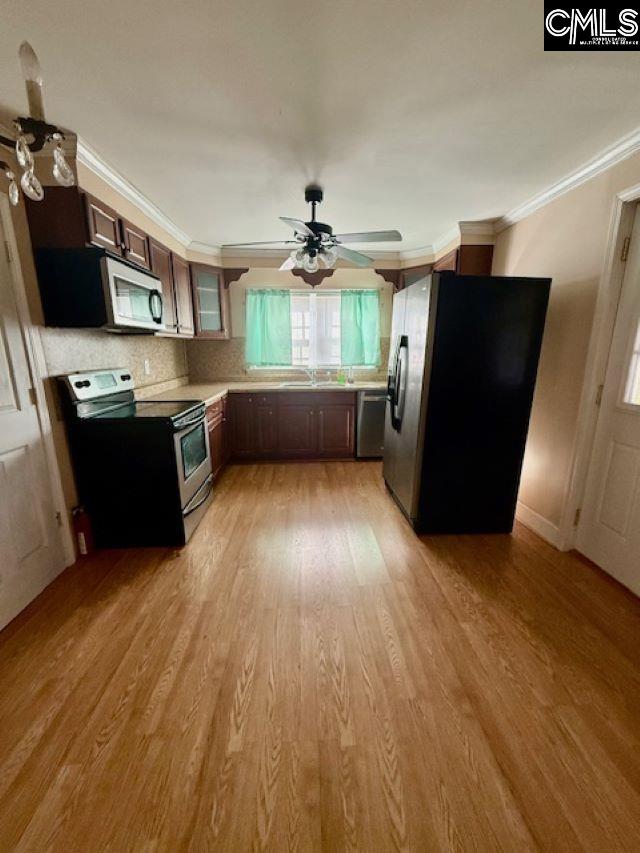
[144,380,387,406]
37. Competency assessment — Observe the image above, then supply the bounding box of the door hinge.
[574,507,582,527]
[28,386,37,406]
[3,240,10,265]
[595,383,604,407]
[55,511,63,527]
[621,236,631,262]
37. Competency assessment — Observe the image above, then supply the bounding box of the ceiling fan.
[221,184,402,273]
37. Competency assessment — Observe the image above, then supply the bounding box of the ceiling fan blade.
[221,240,298,248]
[279,256,296,271]
[280,217,314,237]
[335,244,373,267]
[334,229,402,243]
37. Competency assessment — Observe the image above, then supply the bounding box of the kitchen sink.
[278,381,338,388]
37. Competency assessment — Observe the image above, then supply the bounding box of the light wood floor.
[1,462,640,851]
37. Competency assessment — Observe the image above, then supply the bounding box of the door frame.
[0,193,75,567]
[558,181,640,550]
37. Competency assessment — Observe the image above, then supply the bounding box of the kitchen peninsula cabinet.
[230,391,356,460]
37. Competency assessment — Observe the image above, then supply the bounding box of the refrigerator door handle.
[387,336,402,403]
[391,335,408,431]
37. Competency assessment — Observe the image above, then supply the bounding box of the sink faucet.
[303,368,317,386]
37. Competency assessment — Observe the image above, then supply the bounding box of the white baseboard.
[516,501,562,548]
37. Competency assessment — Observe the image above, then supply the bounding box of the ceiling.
[2,0,640,253]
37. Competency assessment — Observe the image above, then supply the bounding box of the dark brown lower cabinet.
[206,396,229,480]
[230,391,355,461]
[230,394,257,459]
[317,404,355,457]
[256,403,278,454]
[277,403,316,457]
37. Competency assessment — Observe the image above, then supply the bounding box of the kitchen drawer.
[207,412,224,431]
[280,391,356,406]
[230,392,278,406]
[206,398,224,420]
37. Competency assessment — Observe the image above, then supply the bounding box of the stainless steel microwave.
[34,247,166,333]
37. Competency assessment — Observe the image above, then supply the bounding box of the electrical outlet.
[143,358,151,376]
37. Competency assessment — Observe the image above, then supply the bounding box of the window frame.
[246,288,381,372]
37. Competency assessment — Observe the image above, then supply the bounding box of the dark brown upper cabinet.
[190,263,229,339]
[149,242,195,338]
[431,245,494,276]
[84,193,124,256]
[172,255,195,337]
[121,218,151,269]
[149,239,178,333]
[398,264,433,290]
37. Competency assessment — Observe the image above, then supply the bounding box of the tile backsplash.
[187,337,390,382]
[41,328,188,391]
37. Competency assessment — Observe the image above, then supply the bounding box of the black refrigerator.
[383,271,551,534]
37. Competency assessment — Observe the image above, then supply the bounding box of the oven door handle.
[183,474,214,518]
[175,413,206,432]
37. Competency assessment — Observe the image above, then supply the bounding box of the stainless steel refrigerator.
[383,271,551,534]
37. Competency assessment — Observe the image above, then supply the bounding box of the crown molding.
[397,243,436,261]
[496,124,640,232]
[75,123,640,265]
[188,240,222,256]
[458,220,497,244]
[76,137,192,247]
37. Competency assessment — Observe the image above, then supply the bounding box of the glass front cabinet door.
[191,263,229,339]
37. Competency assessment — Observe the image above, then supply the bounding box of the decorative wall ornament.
[222,268,249,289]
[374,269,401,291]
[290,268,335,288]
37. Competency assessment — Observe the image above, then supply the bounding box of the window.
[291,292,341,367]
[623,318,640,406]
[245,288,380,369]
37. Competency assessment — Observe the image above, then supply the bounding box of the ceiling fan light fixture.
[321,245,338,268]
[302,253,319,273]
[222,185,401,273]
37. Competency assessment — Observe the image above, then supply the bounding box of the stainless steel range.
[59,368,213,547]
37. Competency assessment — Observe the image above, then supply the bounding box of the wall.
[187,267,393,381]
[492,150,640,531]
[4,159,189,514]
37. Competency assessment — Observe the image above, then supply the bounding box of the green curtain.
[245,289,292,366]
[340,290,381,366]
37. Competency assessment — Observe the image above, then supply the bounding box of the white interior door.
[577,204,640,595]
[0,205,66,630]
